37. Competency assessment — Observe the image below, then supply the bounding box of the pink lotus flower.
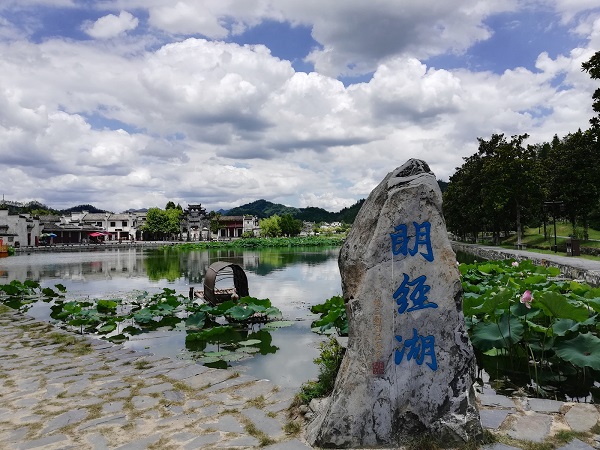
[520,290,533,309]
[512,261,519,267]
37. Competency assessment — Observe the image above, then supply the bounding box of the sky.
[0,1,599,213]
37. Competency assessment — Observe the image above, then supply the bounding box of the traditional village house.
[0,210,40,247]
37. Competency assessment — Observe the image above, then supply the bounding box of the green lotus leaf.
[133,308,155,324]
[236,346,260,354]
[264,307,283,319]
[555,332,600,370]
[185,312,206,330]
[240,296,272,308]
[106,333,128,344]
[238,339,262,346]
[525,320,549,334]
[220,353,245,362]
[584,298,600,314]
[122,326,142,335]
[97,323,117,333]
[203,350,231,357]
[97,300,118,313]
[536,291,589,322]
[225,305,254,321]
[264,320,295,329]
[186,325,234,342]
[552,319,580,336]
[471,314,524,352]
[199,356,221,364]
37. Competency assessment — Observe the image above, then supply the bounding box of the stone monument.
[306,159,482,448]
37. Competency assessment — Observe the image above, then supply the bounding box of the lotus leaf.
[133,308,155,324]
[199,356,222,364]
[106,333,128,344]
[555,332,600,370]
[203,350,231,357]
[239,339,262,346]
[220,353,245,362]
[264,320,295,329]
[525,320,550,334]
[185,312,206,330]
[236,346,260,354]
[471,314,524,352]
[97,323,117,333]
[226,305,255,321]
[552,319,580,336]
[536,291,589,322]
[97,300,118,313]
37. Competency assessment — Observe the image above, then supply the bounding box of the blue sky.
[0,1,598,212]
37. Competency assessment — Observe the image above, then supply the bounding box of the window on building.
[110,222,116,227]
[122,221,128,227]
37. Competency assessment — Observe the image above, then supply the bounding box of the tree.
[477,133,543,246]
[143,208,170,240]
[582,51,600,130]
[209,212,222,240]
[165,207,182,238]
[545,129,600,239]
[259,215,281,237]
[443,153,485,241]
[279,213,302,236]
[165,201,176,210]
[444,134,545,244]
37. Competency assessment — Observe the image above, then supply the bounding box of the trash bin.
[566,237,581,256]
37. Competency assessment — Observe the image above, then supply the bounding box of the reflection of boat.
[192,261,249,306]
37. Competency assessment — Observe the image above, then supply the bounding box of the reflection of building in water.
[0,249,149,283]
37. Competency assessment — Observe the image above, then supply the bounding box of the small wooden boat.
[191,261,249,306]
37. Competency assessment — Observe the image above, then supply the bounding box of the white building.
[0,210,41,247]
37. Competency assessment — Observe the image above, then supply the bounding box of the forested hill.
[226,180,447,223]
[226,199,366,223]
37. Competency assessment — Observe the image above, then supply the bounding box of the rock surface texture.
[307,159,483,448]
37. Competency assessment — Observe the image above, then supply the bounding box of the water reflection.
[0,246,342,388]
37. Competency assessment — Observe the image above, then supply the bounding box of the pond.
[0,246,342,389]
[2,247,598,403]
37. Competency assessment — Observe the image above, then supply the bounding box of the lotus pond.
[0,246,342,388]
[2,247,600,402]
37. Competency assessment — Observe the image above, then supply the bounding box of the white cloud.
[82,11,138,39]
[0,1,598,212]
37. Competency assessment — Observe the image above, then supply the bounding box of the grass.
[496,222,600,260]
[47,332,93,356]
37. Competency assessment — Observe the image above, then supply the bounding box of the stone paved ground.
[2,307,600,449]
[0,309,310,450]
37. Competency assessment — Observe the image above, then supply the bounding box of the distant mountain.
[225,198,366,223]
[60,204,109,214]
[123,208,149,213]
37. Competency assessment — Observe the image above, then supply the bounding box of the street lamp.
[543,201,564,253]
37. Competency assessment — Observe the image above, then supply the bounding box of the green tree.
[143,208,170,240]
[582,50,600,130]
[209,212,222,240]
[165,201,176,210]
[477,133,543,246]
[545,129,600,239]
[279,213,302,236]
[260,215,282,237]
[165,208,182,238]
[443,153,485,241]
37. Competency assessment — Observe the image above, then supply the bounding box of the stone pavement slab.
[556,438,596,449]
[565,404,600,432]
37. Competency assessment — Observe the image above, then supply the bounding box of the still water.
[0,246,342,389]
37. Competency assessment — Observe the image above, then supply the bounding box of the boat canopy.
[203,261,249,305]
